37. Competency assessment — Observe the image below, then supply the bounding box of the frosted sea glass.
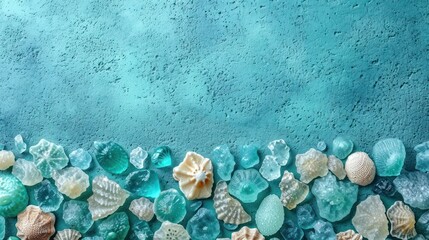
[93,141,129,174]
[239,144,259,168]
[151,146,172,168]
[34,180,64,212]
[259,155,281,181]
[372,138,405,176]
[98,212,130,240]
[52,167,90,199]
[125,170,160,198]
[154,189,187,223]
[14,134,26,154]
[352,195,389,240]
[0,216,4,240]
[268,139,291,166]
[415,141,429,172]
[130,147,149,169]
[416,211,429,239]
[332,136,353,159]
[280,220,304,240]
[297,204,317,229]
[394,171,429,209]
[308,220,336,240]
[130,221,153,240]
[255,194,284,236]
[211,144,235,180]
[63,200,94,233]
[69,148,92,170]
[186,208,220,240]
[228,169,268,203]
[12,158,43,186]
[30,139,69,178]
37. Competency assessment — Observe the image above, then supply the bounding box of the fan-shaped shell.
[387,201,417,240]
[295,148,329,183]
[372,138,406,176]
[336,230,363,240]
[231,226,265,240]
[87,176,130,220]
[173,151,214,200]
[93,141,129,174]
[279,170,309,210]
[0,150,15,170]
[0,171,29,217]
[54,229,82,240]
[52,167,89,199]
[129,197,154,221]
[345,152,376,186]
[213,181,251,225]
[16,205,56,240]
[154,221,190,240]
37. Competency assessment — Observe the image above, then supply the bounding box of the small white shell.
[279,170,309,210]
[327,155,346,180]
[154,221,190,240]
[54,229,82,240]
[387,201,417,240]
[336,230,363,240]
[345,152,375,186]
[213,181,251,225]
[129,197,154,221]
[0,150,15,170]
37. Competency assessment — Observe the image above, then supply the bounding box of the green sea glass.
[154,189,187,223]
[98,212,130,240]
[63,200,94,233]
[0,171,29,217]
[93,141,129,174]
[29,139,69,178]
[151,146,172,168]
[332,136,353,160]
[228,169,268,203]
[211,144,236,180]
[186,208,220,240]
[125,170,160,198]
[255,194,284,236]
[0,216,4,240]
[34,179,64,212]
[239,144,259,169]
[372,138,406,176]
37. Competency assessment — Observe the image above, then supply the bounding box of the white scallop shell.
[336,230,363,240]
[54,229,82,240]
[154,221,190,240]
[295,148,329,183]
[129,197,154,221]
[279,170,309,210]
[345,152,376,186]
[0,150,15,170]
[52,167,89,199]
[387,201,417,240]
[213,181,251,225]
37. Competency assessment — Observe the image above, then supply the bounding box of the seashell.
[387,201,417,240]
[327,155,346,180]
[12,159,43,186]
[173,151,214,200]
[372,138,406,176]
[279,170,309,210]
[54,229,82,240]
[0,171,29,217]
[295,148,329,183]
[345,152,376,186]
[87,175,130,220]
[231,226,265,240]
[352,195,389,240]
[29,139,69,178]
[93,141,129,174]
[213,181,251,225]
[229,169,269,203]
[336,230,363,240]
[129,197,154,221]
[0,150,15,170]
[52,167,90,199]
[154,221,190,240]
[16,205,56,240]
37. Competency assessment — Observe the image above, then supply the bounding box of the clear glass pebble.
[268,139,291,166]
[151,146,172,168]
[12,158,43,186]
[63,200,94,233]
[130,147,149,169]
[98,212,130,240]
[69,148,92,170]
[239,144,259,169]
[186,208,220,240]
[317,141,327,152]
[34,179,64,212]
[259,155,281,181]
[211,144,235,181]
[125,170,161,198]
[14,134,27,154]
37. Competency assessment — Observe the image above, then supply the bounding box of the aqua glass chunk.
[0,144,4,150]
[259,155,281,181]
[189,201,203,212]
[8,237,20,240]
[63,200,94,233]
[93,141,129,174]
[239,144,259,169]
[317,141,327,152]
[415,141,429,172]
[280,220,304,240]
[0,216,4,240]
[151,146,172,168]
[413,234,427,240]
[372,178,396,197]
[12,158,43,186]
[154,189,187,223]
[332,136,353,159]
[223,223,238,231]
[29,139,69,178]
[211,144,235,180]
[69,148,92,170]
[256,194,284,236]
[394,171,429,209]
[308,220,336,240]
[297,204,317,229]
[0,171,29,217]
[268,139,291,166]
[130,147,149,169]
[34,179,64,212]
[229,169,268,203]
[130,221,153,240]
[98,212,130,240]
[14,134,27,154]
[416,211,429,239]
[186,208,220,240]
[372,138,406,176]
[125,170,161,198]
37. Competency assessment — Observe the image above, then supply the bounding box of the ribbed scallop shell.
[213,181,251,225]
[54,229,81,240]
[0,172,29,217]
[345,152,375,186]
[0,150,15,170]
[93,141,129,174]
[16,205,56,240]
[295,148,329,183]
[129,197,154,221]
[336,230,363,240]
[279,170,309,210]
[87,176,130,220]
[387,201,417,240]
[173,151,214,200]
[231,226,265,240]
[154,221,190,240]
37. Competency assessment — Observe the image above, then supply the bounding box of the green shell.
[0,172,29,217]
[98,212,130,240]
[29,139,69,178]
[93,141,129,174]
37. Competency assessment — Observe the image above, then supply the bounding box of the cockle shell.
[52,167,90,199]
[387,201,417,240]
[345,152,376,186]
[54,229,82,240]
[0,150,15,170]
[173,151,214,200]
[295,148,329,183]
[213,181,251,225]
[279,170,309,210]
[328,155,346,180]
[336,230,363,240]
[16,205,56,240]
[231,226,265,240]
[129,197,154,221]
[154,221,190,240]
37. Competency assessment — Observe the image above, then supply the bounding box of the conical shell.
[54,229,82,240]
[345,152,375,186]
[279,170,309,210]
[154,221,190,240]
[129,197,154,221]
[231,226,265,240]
[213,181,251,225]
[16,205,56,240]
[336,230,363,240]
[387,201,417,240]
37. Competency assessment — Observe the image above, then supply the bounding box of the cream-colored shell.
[387,201,417,240]
[154,221,190,240]
[232,226,265,240]
[213,181,251,225]
[295,148,329,183]
[52,167,90,199]
[16,205,56,240]
[54,229,82,240]
[336,230,363,240]
[345,152,375,186]
[279,170,309,210]
[129,197,154,221]
[173,151,214,200]
[0,150,15,170]
[328,155,346,180]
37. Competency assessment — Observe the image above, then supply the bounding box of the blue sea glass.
[34,179,64,212]
[223,223,238,231]
[69,148,92,170]
[211,144,235,180]
[14,134,26,154]
[125,170,161,198]
[189,201,203,212]
[280,220,304,240]
[130,221,153,240]
[228,169,268,203]
[154,189,187,223]
[93,141,129,174]
[0,216,4,240]
[186,208,220,240]
[0,172,29,217]
[30,139,69,178]
[297,204,317,229]
[98,212,130,240]
[415,141,429,172]
[63,200,94,233]
[308,220,336,240]
[372,178,396,197]
[372,138,406,176]
[416,211,429,239]
[239,144,259,168]
[151,146,172,168]
[332,136,353,159]
[393,171,429,209]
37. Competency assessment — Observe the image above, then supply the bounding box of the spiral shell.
[0,171,29,217]
[345,152,375,186]
[336,230,363,240]
[16,205,56,240]
[129,197,154,221]
[154,221,190,240]
[231,226,265,240]
[213,181,251,225]
[387,201,417,240]
[279,170,309,210]
[54,229,82,240]
[0,150,15,170]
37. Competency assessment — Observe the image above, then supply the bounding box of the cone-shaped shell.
[129,197,154,221]
[16,205,56,240]
[295,148,329,183]
[345,152,375,186]
[54,229,82,240]
[232,226,265,240]
[387,201,417,240]
[336,230,363,240]
[213,181,251,225]
[154,221,190,240]
[279,170,309,210]
[173,151,214,200]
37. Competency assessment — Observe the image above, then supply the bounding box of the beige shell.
[387,201,417,240]
[173,151,214,200]
[154,221,190,240]
[232,226,265,240]
[54,229,82,240]
[336,230,363,240]
[345,152,375,186]
[0,150,15,170]
[129,197,154,221]
[295,148,329,183]
[213,181,251,225]
[279,170,309,210]
[328,155,346,180]
[16,205,56,240]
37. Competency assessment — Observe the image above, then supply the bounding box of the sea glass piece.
[16,205,55,240]
[189,201,202,212]
[52,167,90,199]
[336,230,363,240]
[413,234,427,240]
[98,212,130,240]
[308,220,336,240]
[231,226,264,240]
[0,216,4,240]
[14,134,27,154]
[372,178,396,197]
[345,152,376,186]
[154,189,187,223]
[213,181,251,225]
[88,176,130,220]
[332,136,353,159]
[239,144,259,168]
[30,139,69,178]
[416,211,429,238]
[151,146,172,168]
[327,155,346,180]
[415,141,429,172]
[130,147,149,169]
[12,158,43,186]
[311,173,358,222]
[0,150,15,170]
[63,200,93,233]
[229,169,268,203]
[34,180,64,212]
[154,221,190,240]
[267,139,291,166]
[93,141,129,174]
[130,221,153,240]
[372,138,406,176]
[352,195,389,240]
[255,194,284,236]
[259,155,281,181]
[125,170,161,198]
[211,144,235,180]
[295,148,329,183]
[0,144,3,150]
[224,223,238,231]
[54,229,81,240]
[317,141,327,152]
[297,204,317,229]
[387,201,417,240]
[280,220,304,240]
[394,171,429,209]
[186,208,220,240]
[69,148,92,170]
[279,170,309,210]
[0,172,28,217]
[129,197,154,221]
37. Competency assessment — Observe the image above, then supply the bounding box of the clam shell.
[129,197,154,221]
[336,230,363,240]
[16,205,56,240]
[231,226,265,240]
[387,201,417,240]
[345,152,375,186]
[279,170,309,210]
[54,229,82,240]
[154,221,190,240]
[213,181,251,225]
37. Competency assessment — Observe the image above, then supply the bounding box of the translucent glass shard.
[69,148,92,170]
[297,204,317,229]
[213,181,251,225]
[52,167,89,199]
[98,212,130,240]
[280,220,304,240]
[393,171,429,209]
[130,146,149,169]
[345,152,376,186]
[416,211,429,239]
[317,141,327,152]
[154,189,186,223]
[29,139,69,178]
[295,148,329,183]
[16,205,56,240]
[125,170,161,198]
[151,146,172,168]
[228,169,268,203]
[130,221,153,240]
[255,194,284,236]
[186,208,220,240]
[34,179,64,212]
[0,216,4,240]
[308,220,336,240]
[372,138,406,176]
[63,200,94,234]
[239,144,259,169]
[267,139,290,166]
[352,195,389,240]
[259,155,281,181]
[332,136,353,159]
[93,141,129,174]
[211,144,235,180]
[14,134,27,154]
[129,197,154,222]
[0,150,15,170]
[327,155,346,180]
[386,201,417,240]
[12,158,43,186]
[279,170,309,210]
[415,141,429,172]
[0,171,28,217]
[154,221,190,240]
